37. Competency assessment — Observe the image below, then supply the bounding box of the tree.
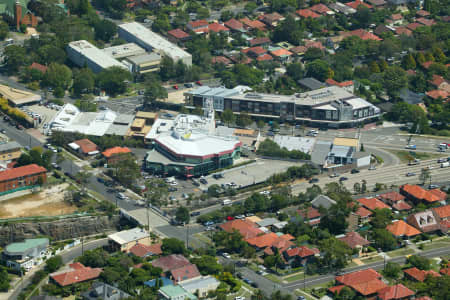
[162,238,188,255]
[318,238,352,271]
[221,109,235,126]
[372,229,397,251]
[371,208,393,229]
[94,19,117,42]
[0,21,8,40]
[191,255,223,275]
[384,262,401,279]
[159,56,175,81]
[96,66,132,96]
[73,68,95,96]
[110,156,140,187]
[143,80,168,108]
[419,168,431,185]
[45,256,63,273]
[236,111,252,128]
[353,182,361,194]
[306,59,332,82]
[37,45,66,65]
[383,66,407,98]
[3,45,27,73]
[361,180,367,193]
[0,268,10,292]
[407,255,431,270]
[402,54,416,70]
[256,120,265,130]
[175,206,190,224]
[44,63,72,90]
[286,62,304,81]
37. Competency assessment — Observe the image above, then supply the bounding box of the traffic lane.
[238,266,285,296]
[0,119,42,148]
[61,238,108,263]
[155,224,207,248]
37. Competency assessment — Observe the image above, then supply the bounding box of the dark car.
[190,211,201,217]
[97,177,105,183]
[243,278,252,285]
[250,282,258,288]
[351,169,360,174]
[168,187,178,192]
[184,83,194,88]
[339,176,348,181]
[309,178,319,183]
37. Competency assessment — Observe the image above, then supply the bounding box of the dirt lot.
[0,183,77,218]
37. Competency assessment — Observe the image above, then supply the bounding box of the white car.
[169,181,178,186]
[222,252,231,259]
[235,297,246,300]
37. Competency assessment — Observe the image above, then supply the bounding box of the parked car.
[222,252,231,259]
[429,184,439,189]
[405,144,417,150]
[406,172,416,177]
[351,169,360,174]
[173,85,179,90]
[200,177,208,184]
[339,176,348,181]
[196,80,202,85]
[309,178,319,183]
[329,173,339,178]
[184,83,194,88]
[190,211,201,217]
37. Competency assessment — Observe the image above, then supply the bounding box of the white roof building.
[108,228,149,246]
[102,43,146,59]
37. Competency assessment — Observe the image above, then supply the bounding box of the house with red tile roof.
[70,139,99,156]
[170,264,201,284]
[335,268,387,297]
[208,22,230,34]
[403,267,441,282]
[256,54,273,62]
[392,201,412,212]
[429,74,448,89]
[290,45,307,56]
[29,62,48,74]
[354,206,373,222]
[416,17,435,26]
[270,48,293,63]
[151,254,191,272]
[416,10,430,17]
[167,29,191,43]
[304,40,325,50]
[248,37,271,47]
[427,89,449,100]
[338,232,370,251]
[229,53,252,65]
[440,267,450,275]
[395,27,412,36]
[102,146,132,164]
[407,210,441,233]
[219,219,263,239]
[400,184,447,204]
[50,263,102,286]
[224,19,245,32]
[377,284,415,300]
[244,46,268,59]
[379,191,405,205]
[283,246,320,266]
[310,4,334,15]
[245,232,279,250]
[264,236,295,256]
[298,207,321,226]
[296,9,321,19]
[240,18,266,31]
[129,243,162,258]
[259,12,285,27]
[345,0,372,9]
[212,56,232,66]
[387,13,403,25]
[0,164,47,193]
[406,22,423,31]
[366,0,386,8]
[358,197,391,211]
[386,220,421,238]
[187,20,208,32]
[433,204,450,221]
[325,78,354,92]
[340,29,382,41]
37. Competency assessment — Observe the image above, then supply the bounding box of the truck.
[222,199,232,206]
[441,162,450,168]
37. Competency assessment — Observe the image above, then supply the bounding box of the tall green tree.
[94,20,117,42]
[0,21,8,40]
[4,45,27,73]
[96,66,132,96]
[44,63,72,90]
[383,66,407,98]
[73,68,95,96]
[306,59,332,82]
[221,109,236,126]
[175,206,190,224]
[143,80,168,108]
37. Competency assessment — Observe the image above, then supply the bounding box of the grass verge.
[385,150,442,163]
[386,248,415,258]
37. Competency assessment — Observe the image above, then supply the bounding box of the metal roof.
[67,40,126,70]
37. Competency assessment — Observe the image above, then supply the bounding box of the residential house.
[187,20,209,34]
[179,276,220,298]
[158,285,197,300]
[219,219,263,239]
[151,254,191,272]
[129,243,162,258]
[377,284,415,300]
[426,89,449,101]
[50,263,102,286]
[29,63,48,74]
[339,29,382,41]
[211,56,232,66]
[0,141,22,162]
[386,220,421,239]
[283,246,320,267]
[290,45,307,56]
[82,282,130,300]
[328,2,356,15]
[374,24,394,36]
[429,74,449,90]
[170,264,201,284]
[432,205,450,233]
[387,13,403,25]
[337,232,370,255]
[270,48,293,63]
[259,12,285,27]
[256,218,280,229]
[240,18,266,31]
[102,146,132,165]
[403,267,441,282]
[296,9,321,19]
[0,164,47,193]
[245,232,279,251]
[208,22,230,34]
[416,10,431,17]
[406,22,423,31]
[334,269,387,298]
[354,206,373,223]
[406,210,441,234]
[311,194,336,210]
[224,19,245,32]
[108,228,151,252]
[395,27,413,36]
[248,37,271,48]
[68,139,99,157]
[263,234,295,256]
[310,4,334,15]
[345,0,372,9]
[358,197,391,211]
[167,29,191,44]
[366,0,386,8]
[298,207,322,226]
[2,238,49,271]
[417,17,435,26]
[400,184,447,205]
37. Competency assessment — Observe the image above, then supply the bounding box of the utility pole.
[81,237,84,255]
[186,224,189,249]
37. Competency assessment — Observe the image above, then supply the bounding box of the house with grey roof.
[82,282,130,300]
[179,276,220,298]
[2,238,49,271]
[311,141,332,166]
[311,195,336,210]
[298,78,325,90]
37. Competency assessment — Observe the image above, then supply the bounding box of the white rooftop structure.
[67,40,126,73]
[102,43,146,59]
[273,135,316,153]
[108,228,149,245]
[118,22,192,66]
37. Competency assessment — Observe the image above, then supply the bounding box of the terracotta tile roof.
[240,18,266,30]
[224,19,244,31]
[310,4,332,14]
[249,37,271,46]
[355,206,373,218]
[256,54,273,61]
[341,29,382,41]
[229,54,252,65]
[416,10,430,17]
[285,246,319,258]
[336,269,387,296]
[188,20,208,29]
[326,78,354,87]
[404,267,441,282]
[401,184,444,203]
[379,191,405,202]
[280,233,295,241]
[0,164,47,182]
[377,284,415,300]
[270,48,293,57]
[346,0,372,9]
[102,147,131,158]
[428,189,447,201]
[429,74,447,87]
[298,207,321,220]
[427,89,449,100]
[406,69,416,76]
[151,254,190,272]
[168,28,190,39]
[290,45,307,54]
[170,263,200,283]
[390,14,403,20]
[406,22,423,31]
[212,56,231,65]
[328,285,346,294]
[30,62,48,73]
[392,201,412,211]
[73,139,98,154]
[338,232,370,249]
[417,17,435,26]
[260,12,284,23]
[395,26,412,36]
[50,263,102,286]
[440,267,450,275]
[208,22,229,33]
[358,197,391,211]
[247,46,267,55]
[245,232,279,248]
[193,27,209,34]
[296,9,321,18]
[129,243,162,257]
[433,205,450,219]
[219,219,263,239]
[387,220,421,237]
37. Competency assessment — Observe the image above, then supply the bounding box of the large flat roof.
[118,22,192,63]
[0,84,41,106]
[102,43,146,59]
[273,135,316,153]
[68,40,126,70]
[126,52,161,64]
[5,238,48,255]
[108,228,149,245]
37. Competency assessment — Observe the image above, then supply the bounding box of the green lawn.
[193,232,213,246]
[421,242,450,251]
[386,248,415,257]
[360,256,384,264]
[265,273,283,283]
[385,150,442,163]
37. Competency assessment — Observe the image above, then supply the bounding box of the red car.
[226,216,234,221]
[173,85,179,90]
[196,81,202,86]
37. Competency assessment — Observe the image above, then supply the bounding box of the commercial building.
[67,40,126,73]
[2,238,49,271]
[0,141,22,162]
[0,164,47,194]
[102,43,146,59]
[108,228,151,252]
[185,85,381,128]
[144,102,241,177]
[0,84,41,107]
[125,53,161,74]
[118,22,192,66]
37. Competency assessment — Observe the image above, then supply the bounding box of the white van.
[117,193,127,200]
[222,199,232,206]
